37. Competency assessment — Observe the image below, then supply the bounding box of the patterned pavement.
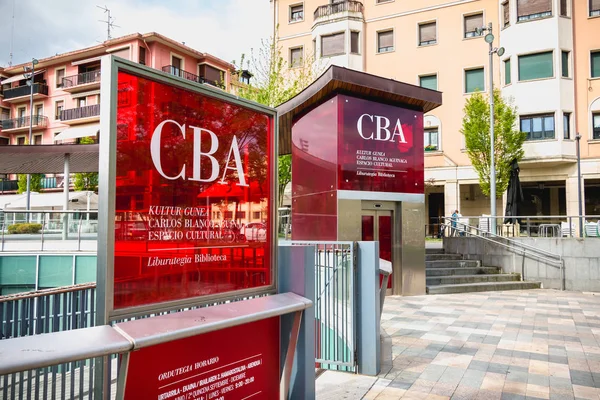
[364,290,600,400]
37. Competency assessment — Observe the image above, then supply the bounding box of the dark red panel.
[338,95,424,194]
[114,71,273,310]
[124,317,280,400]
[378,215,393,289]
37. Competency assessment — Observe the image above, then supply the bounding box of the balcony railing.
[60,104,100,121]
[0,115,49,130]
[314,0,364,20]
[3,83,49,100]
[61,70,101,89]
[161,65,207,84]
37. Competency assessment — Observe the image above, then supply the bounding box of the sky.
[0,0,273,68]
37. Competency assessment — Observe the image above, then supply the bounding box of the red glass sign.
[338,95,424,194]
[123,317,280,400]
[114,71,273,310]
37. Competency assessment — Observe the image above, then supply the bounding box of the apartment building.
[0,32,237,147]
[274,0,600,225]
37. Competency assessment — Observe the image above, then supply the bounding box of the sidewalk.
[317,289,600,399]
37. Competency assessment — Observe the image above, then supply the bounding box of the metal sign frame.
[97,55,278,323]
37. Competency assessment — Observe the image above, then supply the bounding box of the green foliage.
[17,174,43,194]
[461,89,526,197]
[74,136,98,191]
[7,223,42,234]
[278,154,292,208]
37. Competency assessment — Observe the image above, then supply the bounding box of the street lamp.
[24,58,39,221]
[477,23,505,234]
[576,133,583,237]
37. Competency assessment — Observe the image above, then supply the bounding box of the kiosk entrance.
[277,66,442,295]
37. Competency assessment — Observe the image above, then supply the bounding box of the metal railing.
[292,241,356,372]
[0,115,49,130]
[60,104,100,121]
[314,0,364,20]
[3,83,48,100]
[161,65,207,84]
[1,210,99,252]
[61,71,101,89]
[440,216,565,290]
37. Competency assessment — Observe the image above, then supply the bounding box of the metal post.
[62,154,70,240]
[488,23,497,235]
[26,59,36,222]
[576,134,583,237]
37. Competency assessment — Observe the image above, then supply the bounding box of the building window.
[591,0,600,17]
[520,114,555,140]
[377,30,394,53]
[424,128,439,151]
[78,98,86,108]
[464,13,483,38]
[321,32,345,57]
[290,4,304,22]
[594,113,600,139]
[199,64,225,86]
[34,104,43,116]
[55,100,64,120]
[34,135,42,145]
[517,0,551,21]
[418,22,437,46]
[563,113,571,139]
[518,51,553,81]
[376,0,393,3]
[502,1,510,27]
[17,137,26,145]
[139,47,146,65]
[350,32,360,54]
[252,211,261,220]
[171,55,182,76]
[224,211,233,219]
[55,68,65,88]
[419,74,437,90]
[592,51,600,78]
[290,47,303,68]
[561,51,570,78]
[0,108,9,121]
[504,59,512,85]
[560,0,568,16]
[465,68,484,93]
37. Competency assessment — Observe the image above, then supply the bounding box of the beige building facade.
[274,0,600,231]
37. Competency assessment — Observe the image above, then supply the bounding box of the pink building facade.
[0,32,236,147]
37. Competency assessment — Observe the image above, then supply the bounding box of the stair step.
[425,249,445,255]
[425,254,463,261]
[426,260,480,269]
[426,267,501,277]
[427,274,521,286]
[426,281,542,295]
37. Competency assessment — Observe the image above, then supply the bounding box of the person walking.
[451,209,459,236]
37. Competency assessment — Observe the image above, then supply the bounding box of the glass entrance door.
[361,210,393,289]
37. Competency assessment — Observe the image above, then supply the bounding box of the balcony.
[0,115,49,133]
[60,104,100,125]
[313,0,363,23]
[61,70,101,93]
[3,83,49,103]
[161,65,208,85]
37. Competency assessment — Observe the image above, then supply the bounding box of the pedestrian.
[451,209,459,236]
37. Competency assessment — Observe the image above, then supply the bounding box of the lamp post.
[24,58,39,221]
[478,23,505,234]
[576,133,583,237]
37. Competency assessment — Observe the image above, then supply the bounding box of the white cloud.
[0,0,272,68]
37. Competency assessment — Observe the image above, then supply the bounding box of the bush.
[7,223,43,234]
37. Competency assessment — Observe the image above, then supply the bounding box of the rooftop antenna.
[97,5,120,41]
[8,0,15,66]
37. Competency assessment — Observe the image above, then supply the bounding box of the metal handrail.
[442,217,565,290]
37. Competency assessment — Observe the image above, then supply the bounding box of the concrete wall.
[444,236,600,292]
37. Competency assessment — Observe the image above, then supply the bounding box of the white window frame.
[289,2,304,23]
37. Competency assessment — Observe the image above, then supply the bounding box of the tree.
[74,136,98,192]
[233,29,319,208]
[461,89,526,198]
[17,174,43,194]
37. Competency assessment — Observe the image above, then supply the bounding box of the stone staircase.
[425,248,541,294]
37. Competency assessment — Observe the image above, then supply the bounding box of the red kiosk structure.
[278,66,442,295]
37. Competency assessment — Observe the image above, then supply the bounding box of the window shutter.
[419,23,436,43]
[503,2,510,25]
[378,31,393,49]
[517,0,551,17]
[592,52,600,78]
[322,32,345,56]
[464,14,483,33]
[108,48,130,60]
[591,0,600,11]
[290,48,302,66]
[560,0,567,15]
[350,32,359,53]
[203,65,223,84]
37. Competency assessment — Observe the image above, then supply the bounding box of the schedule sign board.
[122,317,280,400]
[98,58,276,318]
[337,95,424,194]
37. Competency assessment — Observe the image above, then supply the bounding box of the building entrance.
[361,209,393,289]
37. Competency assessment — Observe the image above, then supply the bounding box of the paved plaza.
[317,289,600,399]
